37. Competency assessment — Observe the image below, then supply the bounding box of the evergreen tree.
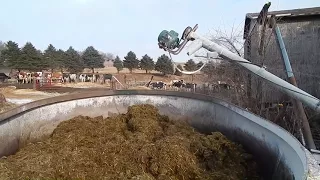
[43,44,57,72]
[123,51,139,73]
[155,54,174,75]
[175,64,183,76]
[184,59,197,71]
[140,54,154,73]
[113,56,123,73]
[56,49,67,73]
[19,42,45,71]
[0,41,5,66]
[65,46,84,73]
[1,41,21,70]
[197,61,204,69]
[82,46,104,73]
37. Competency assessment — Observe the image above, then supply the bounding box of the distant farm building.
[243,7,320,103]
[0,73,9,82]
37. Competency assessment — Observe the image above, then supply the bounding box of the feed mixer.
[0,90,319,179]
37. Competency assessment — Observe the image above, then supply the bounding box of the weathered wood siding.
[245,16,320,103]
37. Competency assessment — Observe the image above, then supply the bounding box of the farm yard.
[0,18,317,151]
[0,64,243,113]
[0,1,320,179]
[0,40,240,112]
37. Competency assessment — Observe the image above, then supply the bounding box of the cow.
[99,74,113,84]
[62,73,70,83]
[218,81,231,90]
[69,74,77,83]
[92,74,97,83]
[17,72,28,84]
[34,72,43,84]
[79,74,86,82]
[172,80,185,90]
[86,74,96,82]
[184,83,197,92]
[150,81,166,90]
[16,72,34,84]
[94,72,99,83]
[26,73,32,84]
[17,73,24,84]
[86,74,92,82]
[51,72,63,83]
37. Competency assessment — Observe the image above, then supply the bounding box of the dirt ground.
[57,82,110,89]
[0,84,114,113]
[113,73,207,85]
[83,66,208,84]
[0,71,208,113]
[1,86,63,100]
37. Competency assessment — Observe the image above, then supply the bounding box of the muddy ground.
[0,83,108,94]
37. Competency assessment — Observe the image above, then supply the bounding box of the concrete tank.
[0,90,319,180]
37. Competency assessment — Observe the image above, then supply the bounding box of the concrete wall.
[0,90,319,179]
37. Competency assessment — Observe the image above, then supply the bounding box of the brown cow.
[51,72,63,83]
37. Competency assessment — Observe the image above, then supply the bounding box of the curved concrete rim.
[0,90,305,142]
[0,90,318,179]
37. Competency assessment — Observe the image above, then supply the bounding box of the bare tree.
[99,52,115,62]
[206,20,305,143]
[210,25,245,57]
[202,25,249,107]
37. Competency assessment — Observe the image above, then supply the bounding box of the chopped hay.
[0,102,17,113]
[0,104,261,180]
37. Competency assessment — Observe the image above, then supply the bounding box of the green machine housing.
[158,30,180,50]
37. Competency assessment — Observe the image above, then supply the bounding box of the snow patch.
[6,98,35,105]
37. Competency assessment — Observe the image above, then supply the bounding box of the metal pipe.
[274,27,294,78]
[273,25,316,150]
[165,24,199,55]
[188,31,320,113]
[186,40,202,56]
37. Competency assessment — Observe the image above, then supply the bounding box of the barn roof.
[244,6,320,39]
[0,73,9,77]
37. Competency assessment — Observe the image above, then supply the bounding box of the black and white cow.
[218,81,231,90]
[150,81,166,90]
[86,74,96,82]
[62,73,70,83]
[184,83,197,92]
[171,80,185,90]
[79,74,86,82]
[69,74,77,83]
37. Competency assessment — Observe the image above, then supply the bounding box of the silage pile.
[0,104,261,180]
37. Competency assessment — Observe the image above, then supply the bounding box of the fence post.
[33,77,36,90]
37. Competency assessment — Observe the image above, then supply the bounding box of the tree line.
[0,41,106,73]
[0,40,209,76]
[113,51,205,76]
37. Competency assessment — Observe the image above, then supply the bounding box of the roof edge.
[243,6,320,39]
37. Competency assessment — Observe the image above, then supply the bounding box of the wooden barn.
[243,7,320,104]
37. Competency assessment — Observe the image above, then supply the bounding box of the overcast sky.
[0,0,319,62]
